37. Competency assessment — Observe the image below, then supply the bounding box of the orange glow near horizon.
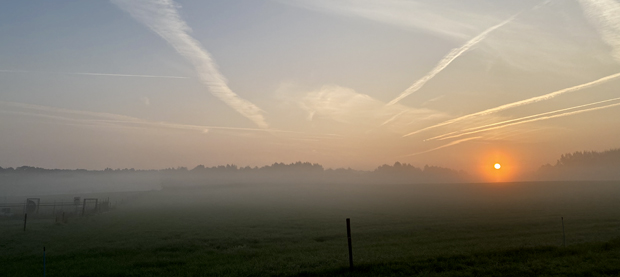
[477,150,520,183]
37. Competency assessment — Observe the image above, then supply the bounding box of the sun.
[494,163,501,170]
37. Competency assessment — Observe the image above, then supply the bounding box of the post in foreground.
[346,218,353,269]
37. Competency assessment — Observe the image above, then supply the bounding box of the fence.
[0,197,111,218]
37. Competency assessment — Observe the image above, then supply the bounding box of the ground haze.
[2,181,620,276]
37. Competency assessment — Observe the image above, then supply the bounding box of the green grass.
[296,240,620,277]
[2,181,620,276]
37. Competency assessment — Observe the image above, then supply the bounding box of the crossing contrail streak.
[387,15,517,106]
[403,72,620,137]
[434,100,620,141]
[111,0,268,128]
[402,136,481,157]
[426,96,620,141]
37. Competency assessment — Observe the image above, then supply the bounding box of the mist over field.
[3,167,620,276]
[3,149,620,199]
[2,150,620,276]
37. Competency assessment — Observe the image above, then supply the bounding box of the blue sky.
[1,0,619,180]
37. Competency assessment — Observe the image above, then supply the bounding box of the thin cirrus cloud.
[111,0,268,128]
[387,14,517,105]
[577,0,620,63]
[426,96,620,141]
[403,71,620,137]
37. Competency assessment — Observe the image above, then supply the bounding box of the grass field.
[2,181,620,276]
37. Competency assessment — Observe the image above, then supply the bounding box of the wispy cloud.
[300,85,445,133]
[279,0,495,39]
[577,0,620,62]
[0,69,188,79]
[111,0,268,128]
[402,136,481,157]
[430,98,620,141]
[403,72,620,137]
[141,97,151,106]
[387,15,516,105]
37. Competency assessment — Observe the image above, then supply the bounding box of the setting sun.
[494,163,501,170]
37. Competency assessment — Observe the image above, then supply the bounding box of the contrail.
[434,100,620,141]
[0,103,212,133]
[402,136,481,157]
[577,0,620,63]
[426,96,620,141]
[387,14,517,106]
[0,101,335,138]
[0,69,188,79]
[380,110,407,126]
[0,101,142,122]
[0,110,122,128]
[403,72,620,137]
[65,72,188,79]
[111,0,268,128]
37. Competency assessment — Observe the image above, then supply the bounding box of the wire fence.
[0,197,111,220]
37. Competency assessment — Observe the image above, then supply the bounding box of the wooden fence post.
[562,217,566,247]
[82,199,86,216]
[346,218,353,269]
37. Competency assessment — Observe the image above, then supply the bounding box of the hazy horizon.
[2,0,620,182]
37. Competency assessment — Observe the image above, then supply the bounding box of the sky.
[1,0,619,181]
